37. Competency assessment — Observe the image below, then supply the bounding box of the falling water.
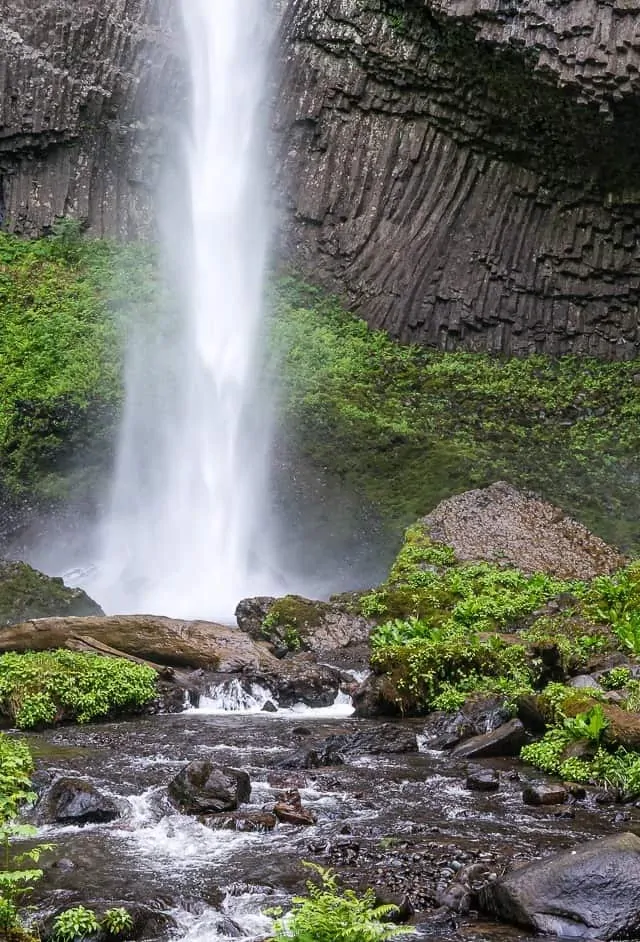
[90,0,277,620]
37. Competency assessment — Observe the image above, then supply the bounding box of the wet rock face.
[0,559,103,626]
[420,482,626,579]
[168,760,251,814]
[43,777,120,825]
[0,0,183,238]
[275,0,640,358]
[479,832,640,939]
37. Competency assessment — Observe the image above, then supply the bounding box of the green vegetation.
[0,651,157,728]
[0,735,49,942]
[271,277,640,551]
[269,864,414,941]
[51,905,132,942]
[0,226,158,500]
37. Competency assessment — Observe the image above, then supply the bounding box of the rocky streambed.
[18,698,640,942]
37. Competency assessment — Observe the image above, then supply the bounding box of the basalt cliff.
[1,0,640,356]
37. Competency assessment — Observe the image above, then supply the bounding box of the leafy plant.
[102,907,134,937]
[562,705,609,743]
[53,906,100,942]
[0,651,157,729]
[269,863,414,941]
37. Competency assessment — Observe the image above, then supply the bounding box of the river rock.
[420,483,625,579]
[273,788,317,826]
[352,673,403,718]
[43,777,120,825]
[522,784,568,806]
[200,811,277,832]
[451,719,527,759]
[0,559,103,628]
[466,767,500,792]
[422,694,512,749]
[479,832,640,938]
[168,761,251,814]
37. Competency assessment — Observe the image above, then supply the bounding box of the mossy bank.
[3,228,640,556]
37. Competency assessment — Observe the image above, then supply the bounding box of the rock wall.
[2,0,640,355]
[274,0,640,357]
[0,0,183,238]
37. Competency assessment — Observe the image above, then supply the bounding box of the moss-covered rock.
[0,560,103,627]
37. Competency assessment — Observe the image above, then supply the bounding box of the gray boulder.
[168,760,251,814]
[479,832,640,939]
[451,719,527,759]
[43,777,120,825]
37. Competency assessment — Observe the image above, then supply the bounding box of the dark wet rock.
[276,741,344,771]
[479,832,640,939]
[200,811,277,832]
[261,700,278,713]
[323,725,418,757]
[42,777,120,825]
[235,593,373,659]
[451,719,527,759]
[265,656,343,708]
[168,761,251,815]
[423,695,512,749]
[420,483,625,580]
[466,767,500,792]
[352,673,403,718]
[273,788,317,826]
[517,694,550,734]
[522,783,568,806]
[0,559,103,627]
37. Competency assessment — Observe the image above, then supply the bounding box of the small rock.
[261,700,278,713]
[200,811,276,831]
[466,767,500,792]
[522,783,568,806]
[273,787,316,826]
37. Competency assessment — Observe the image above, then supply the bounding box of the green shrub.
[0,651,157,728]
[53,906,100,942]
[101,908,134,937]
[269,864,414,941]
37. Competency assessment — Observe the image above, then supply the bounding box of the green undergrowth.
[271,277,640,551]
[0,223,158,500]
[0,650,157,728]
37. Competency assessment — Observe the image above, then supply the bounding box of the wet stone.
[465,766,500,792]
[522,783,568,806]
[168,760,251,814]
[43,777,120,825]
[452,719,527,759]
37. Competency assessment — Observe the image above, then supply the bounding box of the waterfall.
[90,0,277,620]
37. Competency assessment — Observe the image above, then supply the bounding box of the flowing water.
[26,701,640,942]
[88,0,277,620]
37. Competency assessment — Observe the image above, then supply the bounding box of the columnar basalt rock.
[2,0,640,354]
[0,0,184,237]
[274,0,640,357]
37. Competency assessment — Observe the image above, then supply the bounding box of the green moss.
[270,277,640,552]
[261,595,330,652]
[0,230,158,499]
[0,560,101,627]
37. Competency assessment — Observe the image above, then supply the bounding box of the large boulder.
[420,482,625,580]
[479,832,640,939]
[42,777,120,825]
[235,594,373,659]
[451,719,528,759]
[0,560,103,627]
[168,761,251,814]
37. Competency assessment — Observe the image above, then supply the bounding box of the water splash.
[90,0,278,620]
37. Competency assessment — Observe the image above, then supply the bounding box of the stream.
[21,692,640,942]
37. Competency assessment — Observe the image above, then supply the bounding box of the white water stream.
[87,0,277,620]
